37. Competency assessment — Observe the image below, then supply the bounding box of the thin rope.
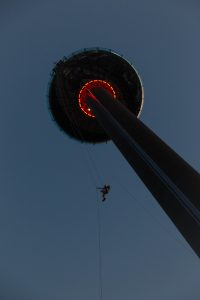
[85,145,104,185]
[66,98,104,298]
[96,189,103,300]
[54,76,103,186]
[65,100,102,186]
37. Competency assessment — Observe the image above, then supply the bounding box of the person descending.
[97,185,111,201]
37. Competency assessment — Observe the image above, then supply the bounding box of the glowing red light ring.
[78,80,116,118]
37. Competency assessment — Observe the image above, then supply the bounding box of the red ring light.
[78,80,116,118]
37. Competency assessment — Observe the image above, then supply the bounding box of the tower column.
[86,88,200,257]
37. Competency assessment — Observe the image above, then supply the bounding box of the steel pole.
[86,88,200,257]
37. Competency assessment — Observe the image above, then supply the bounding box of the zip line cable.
[62,95,104,300]
[55,82,101,187]
[66,108,103,186]
[96,189,103,300]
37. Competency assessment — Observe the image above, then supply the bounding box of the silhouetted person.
[97,185,111,201]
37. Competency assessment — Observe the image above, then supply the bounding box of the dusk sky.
[1,0,200,299]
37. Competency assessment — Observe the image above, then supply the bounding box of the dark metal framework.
[49,48,200,257]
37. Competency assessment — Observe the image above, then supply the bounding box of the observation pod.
[49,48,143,143]
[49,48,200,258]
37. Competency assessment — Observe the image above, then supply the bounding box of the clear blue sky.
[1,0,200,299]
